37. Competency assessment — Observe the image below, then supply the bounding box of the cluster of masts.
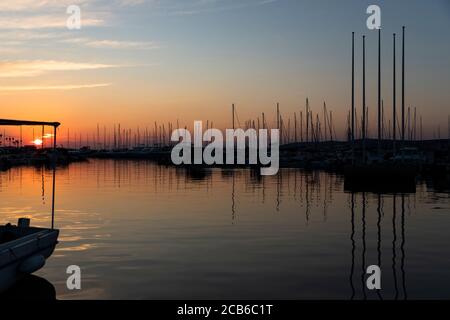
[2,25,450,150]
[348,26,435,156]
[348,102,425,141]
[231,101,338,145]
[65,123,179,150]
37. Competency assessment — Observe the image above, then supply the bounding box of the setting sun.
[32,139,43,146]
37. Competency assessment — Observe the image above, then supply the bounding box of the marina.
[0,0,448,304]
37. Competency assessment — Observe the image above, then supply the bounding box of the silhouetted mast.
[393,33,397,154]
[232,104,235,130]
[407,107,411,140]
[401,26,406,143]
[294,112,297,142]
[323,102,327,141]
[381,100,385,140]
[262,112,265,130]
[378,28,382,152]
[300,111,303,142]
[306,98,309,143]
[351,32,355,162]
[275,103,279,128]
[362,35,366,162]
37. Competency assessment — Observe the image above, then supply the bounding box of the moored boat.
[0,219,59,293]
[0,119,61,294]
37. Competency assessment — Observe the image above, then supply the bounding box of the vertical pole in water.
[402,26,406,143]
[351,32,355,164]
[362,35,366,163]
[393,33,397,155]
[378,28,382,154]
[51,125,57,230]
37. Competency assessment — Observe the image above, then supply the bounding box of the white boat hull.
[0,226,59,293]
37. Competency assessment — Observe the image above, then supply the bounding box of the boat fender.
[19,255,45,274]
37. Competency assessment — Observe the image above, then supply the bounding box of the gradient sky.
[0,0,449,142]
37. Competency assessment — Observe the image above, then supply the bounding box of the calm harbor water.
[1,159,450,299]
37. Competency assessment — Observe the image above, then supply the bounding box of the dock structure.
[0,119,60,150]
[0,119,60,128]
[0,119,60,229]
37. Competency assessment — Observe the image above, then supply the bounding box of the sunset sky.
[0,0,449,143]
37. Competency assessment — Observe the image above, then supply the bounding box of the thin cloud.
[0,60,118,77]
[116,0,146,6]
[0,30,64,41]
[0,83,111,91]
[0,1,86,12]
[87,40,161,49]
[163,0,278,16]
[0,15,105,29]
[0,0,144,12]
[63,38,162,49]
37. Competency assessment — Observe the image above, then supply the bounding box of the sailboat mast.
[402,26,406,142]
[323,102,327,142]
[306,98,309,143]
[378,28,382,151]
[351,32,355,162]
[294,112,297,142]
[393,33,397,154]
[232,104,235,130]
[362,35,366,161]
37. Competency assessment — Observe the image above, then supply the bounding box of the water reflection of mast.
[376,194,383,300]
[262,173,266,204]
[401,194,408,299]
[323,173,327,221]
[51,156,56,229]
[305,173,310,223]
[294,170,297,201]
[231,173,236,223]
[349,192,356,300]
[50,128,57,229]
[361,192,367,300]
[276,171,281,212]
[392,194,399,300]
[41,166,45,205]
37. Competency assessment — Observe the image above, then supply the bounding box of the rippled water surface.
[1,160,450,299]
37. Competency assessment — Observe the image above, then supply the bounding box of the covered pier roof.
[0,119,60,127]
